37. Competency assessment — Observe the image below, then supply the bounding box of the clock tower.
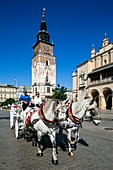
[32,8,56,100]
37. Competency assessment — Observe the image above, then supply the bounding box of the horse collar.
[39,106,57,127]
[68,104,82,124]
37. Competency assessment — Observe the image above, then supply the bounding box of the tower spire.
[104,32,107,38]
[102,32,109,47]
[33,8,53,49]
[42,8,46,21]
[40,8,47,32]
[91,43,95,58]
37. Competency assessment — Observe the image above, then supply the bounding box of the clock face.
[44,45,49,51]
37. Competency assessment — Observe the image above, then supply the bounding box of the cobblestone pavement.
[0,109,113,170]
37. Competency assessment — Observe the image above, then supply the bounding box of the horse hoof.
[11,126,14,129]
[52,159,58,165]
[68,152,74,157]
[37,153,43,157]
[16,134,20,139]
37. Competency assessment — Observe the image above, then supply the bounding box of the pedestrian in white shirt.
[34,92,42,107]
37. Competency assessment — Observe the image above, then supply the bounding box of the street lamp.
[14,79,17,87]
[14,79,18,100]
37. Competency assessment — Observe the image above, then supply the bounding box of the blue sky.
[0,0,113,89]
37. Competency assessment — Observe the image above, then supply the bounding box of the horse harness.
[39,105,58,128]
[25,104,58,129]
[68,103,83,125]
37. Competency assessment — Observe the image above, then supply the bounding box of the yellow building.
[0,84,17,103]
[72,35,113,110]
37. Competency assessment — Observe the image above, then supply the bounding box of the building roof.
[0,84,16,88]
[77,60,89,68]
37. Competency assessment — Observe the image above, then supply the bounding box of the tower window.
[45,35,47,40]
[46,60,49,66]
[46,71,49,83]
[47,87,50,93]
[39,35,41,40]
[35,87,37,94]
[46,74,48,82]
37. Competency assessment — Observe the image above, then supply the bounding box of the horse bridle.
[85,106,100,121]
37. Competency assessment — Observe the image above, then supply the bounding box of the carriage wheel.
[15,118,19,139]
[10,112,14,129]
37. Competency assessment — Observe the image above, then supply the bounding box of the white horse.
[58,98,101,156]
[25,99,61,164]
[14,104,36,139]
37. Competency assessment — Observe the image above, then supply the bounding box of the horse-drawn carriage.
[10,103,38,139]
[10,104,21,130]
[10,98,101,164]
[10,104,23,138]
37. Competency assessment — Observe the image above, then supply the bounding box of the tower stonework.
[32,9,56,100]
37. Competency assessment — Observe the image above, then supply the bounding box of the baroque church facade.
[32,9,56,101]
[72,34,113,110]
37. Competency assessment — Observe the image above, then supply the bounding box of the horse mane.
[88,99,97,110]
[72,99,90,117]
[44,99,57,114]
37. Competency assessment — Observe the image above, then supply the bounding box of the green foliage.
[0,98,15,106]
[51,84,67,101]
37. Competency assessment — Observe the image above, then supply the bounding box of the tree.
[51,84,67,101]
[0,98,15,106]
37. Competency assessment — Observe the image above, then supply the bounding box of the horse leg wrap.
[68,141,75,157]
[37,141,43,157]
[52,147,58,165]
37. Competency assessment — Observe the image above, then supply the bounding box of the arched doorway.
[91,89,99,107]
[103,88,112,110]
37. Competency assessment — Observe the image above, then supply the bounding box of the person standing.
[19,89,31,111]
